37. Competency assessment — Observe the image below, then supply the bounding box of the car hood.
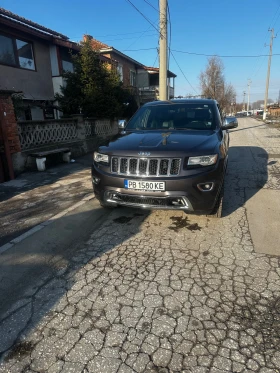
[99,130,220,157]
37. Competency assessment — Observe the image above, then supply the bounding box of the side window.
[60,47,74,72]
[130,108,151,129]
[130,70,136,86]
[117,64,123,82]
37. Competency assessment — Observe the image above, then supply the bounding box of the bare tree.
[199,56,236,113]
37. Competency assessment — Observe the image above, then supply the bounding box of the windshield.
[126,103,218,131]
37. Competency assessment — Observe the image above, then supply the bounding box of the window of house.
[130,70,136,87]
[0,33,35,70]
[117,64,123,82]
[0,35,16,66]
[16,39,35,70]
[60,48,74,73]
[149,73,159,86]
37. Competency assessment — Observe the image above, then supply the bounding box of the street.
[0,117,280,372]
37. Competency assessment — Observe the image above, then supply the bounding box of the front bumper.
[91,162,224,214]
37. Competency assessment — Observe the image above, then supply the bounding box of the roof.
[85,36,144,68]
[100,48,144,68]
[0,7,80,50]
[141,66,177,78]
[83,36,178,77]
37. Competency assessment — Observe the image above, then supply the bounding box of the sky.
[2,0,280,104]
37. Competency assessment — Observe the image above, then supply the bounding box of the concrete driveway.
[0,117,280,373]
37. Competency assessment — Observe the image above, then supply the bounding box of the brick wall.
[102,52,137,88]
[0,92,21,154]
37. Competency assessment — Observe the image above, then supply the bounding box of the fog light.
[197,182,214,191]
[92,177,100,185]
[171,198,183,206]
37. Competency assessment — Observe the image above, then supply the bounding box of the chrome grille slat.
[156,159,160,176]
[147,159,150,176]
[118,157,120,174]
[111,157,181,177]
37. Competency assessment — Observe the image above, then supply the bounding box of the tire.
[207,184,224,218]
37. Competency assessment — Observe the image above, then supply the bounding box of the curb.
[0,194,95,255]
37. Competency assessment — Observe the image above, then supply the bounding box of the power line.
[152,49,159,67]
[171,49,280,58]
[123,47,157,51]
[125,25,157,50]
[69,29,159,39]
[97,33,158,43]
[125,0,163,37]
[143,0,158,12]
[269,3,280,29]
[170,50,198,94]
[251,6,280,78]
[124,47,280,57]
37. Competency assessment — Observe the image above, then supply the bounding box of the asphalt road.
[0,117,280,373]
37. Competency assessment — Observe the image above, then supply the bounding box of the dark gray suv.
[91,99,237,217]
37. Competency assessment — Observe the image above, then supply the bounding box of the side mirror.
[222,116,238,130]
[118,119,127,130]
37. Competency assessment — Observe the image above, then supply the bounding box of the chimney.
[83,34,93,42]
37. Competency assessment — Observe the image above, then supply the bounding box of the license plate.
[124,180,165,191]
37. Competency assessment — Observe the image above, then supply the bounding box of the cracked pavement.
[0,118,280,373]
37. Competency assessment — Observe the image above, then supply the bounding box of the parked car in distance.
[92,99,238,218]
[236,111,247,117]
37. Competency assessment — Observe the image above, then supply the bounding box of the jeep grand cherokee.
[91,99,237,218]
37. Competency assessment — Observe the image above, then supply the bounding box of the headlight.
[94,152,109,164]
[188,154,218,167]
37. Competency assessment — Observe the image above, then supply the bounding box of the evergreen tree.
[56,39,138,119]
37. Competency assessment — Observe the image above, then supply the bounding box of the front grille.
[111,157,181,177]
[116,195,168,206]
[108,193,187,209]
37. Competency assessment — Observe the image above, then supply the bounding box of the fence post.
[71,114,86,140]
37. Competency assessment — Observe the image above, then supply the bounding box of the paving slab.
[245,188,280,256]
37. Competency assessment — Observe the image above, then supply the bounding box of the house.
[267,103,280,117]
[0,8,111,121]
[137,66,176,104]
[0,7,82,120]
[87,36,176,105]
[87,36,143,103]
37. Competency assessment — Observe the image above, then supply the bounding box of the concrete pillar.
[71,114,86,140]
[0,90,22,180]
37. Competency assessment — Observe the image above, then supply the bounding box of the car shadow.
[222,146,269,217]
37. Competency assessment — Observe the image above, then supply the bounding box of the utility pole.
[242,91,246,111]
[263,28,276,120]
[247,79,252,112]
[159,0,167,100]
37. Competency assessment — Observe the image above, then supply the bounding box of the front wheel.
[207,185,224,218]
